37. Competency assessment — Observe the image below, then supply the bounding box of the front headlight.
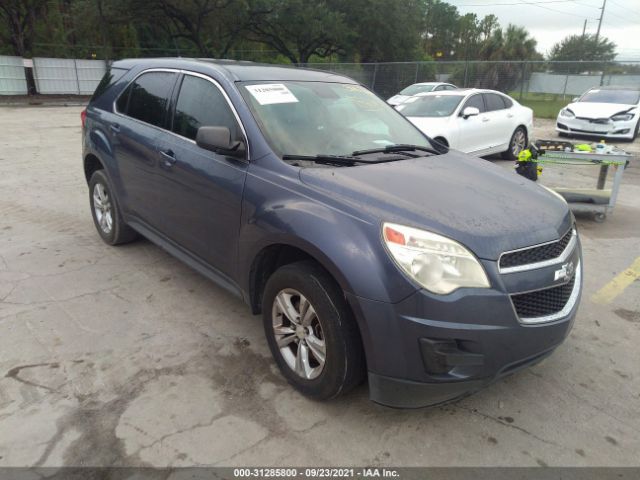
[611,113,634,122]
[382,223,490,294]
[560,108,575,118]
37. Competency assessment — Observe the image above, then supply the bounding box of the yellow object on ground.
[591,256,640,304]
[518,149,532,162]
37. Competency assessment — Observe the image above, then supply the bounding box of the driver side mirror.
[461,106,480,119]
[196,126,245,158]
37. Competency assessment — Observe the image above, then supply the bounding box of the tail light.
[80,108,87,128]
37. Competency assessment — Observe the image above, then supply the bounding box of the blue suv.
[83,58,582,408]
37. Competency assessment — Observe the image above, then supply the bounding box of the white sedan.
[387,82,457,106]
[556,86,640,141]
[396,89,533,159]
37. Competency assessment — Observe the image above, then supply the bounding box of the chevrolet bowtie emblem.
[554,261,575,282]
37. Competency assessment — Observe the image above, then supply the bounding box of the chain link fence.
[2,55,639,118]
[304,60,640,116]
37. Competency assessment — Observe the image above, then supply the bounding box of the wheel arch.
[84,153,105,184]
[247,241,352,316]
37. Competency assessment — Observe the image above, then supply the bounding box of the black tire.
[632,120,639,141]
[501,126,528,160]
[558,131,569,138]
[262,260,365,400]
[89,170,138,245]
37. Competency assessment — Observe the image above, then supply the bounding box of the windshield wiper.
[282,154,366,167]
[352,144,442,157]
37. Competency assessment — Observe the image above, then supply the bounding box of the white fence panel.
[0,55,28,95]
[33,57,106,94]
[75,59,107,94]
[527,72,640,96]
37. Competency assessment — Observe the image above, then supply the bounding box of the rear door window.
[119,71,177,128]
[462,94,485,113]
[171,74,240,141]
[483,93,506,112]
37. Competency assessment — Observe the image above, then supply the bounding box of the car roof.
[111,58,359,84]
[413,88,509,97]
[411,82,450,86]
[588,85,640,92]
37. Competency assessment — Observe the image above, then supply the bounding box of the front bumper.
[556,116,636,139]
[347,243,582,408]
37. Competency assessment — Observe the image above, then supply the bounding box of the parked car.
[396,89,533,159]
[83,59,581,408]
[556,86,640,141]
[387,82,457,106]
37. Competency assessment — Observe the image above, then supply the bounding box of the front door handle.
[482,117,490,122]
[159,149,176,167]
[110,123,120,133]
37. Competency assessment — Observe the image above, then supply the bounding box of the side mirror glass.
[461,106,480,119]
[196,126,245,158]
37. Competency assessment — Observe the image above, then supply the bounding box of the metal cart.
[534,143,631,222]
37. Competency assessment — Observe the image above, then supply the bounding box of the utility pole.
[594,0,607,46]
[581,19,587,38]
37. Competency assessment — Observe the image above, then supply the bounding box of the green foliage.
[450,25,541,91]
[548,34,617,73]
[0,0,547,66]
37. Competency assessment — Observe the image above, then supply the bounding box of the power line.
[608,0,640,17]
[456,0,580,5]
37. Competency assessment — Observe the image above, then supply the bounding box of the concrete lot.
[0,107,639,468]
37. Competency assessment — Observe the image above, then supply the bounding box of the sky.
[451,0,640,60]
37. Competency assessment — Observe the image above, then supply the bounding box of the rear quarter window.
[90,67,127,104]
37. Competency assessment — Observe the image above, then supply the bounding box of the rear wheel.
[262,261,365,400]
[502,127,527,160]
[89,170,137,245]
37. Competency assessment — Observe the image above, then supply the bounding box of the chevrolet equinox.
[82,59,582,408]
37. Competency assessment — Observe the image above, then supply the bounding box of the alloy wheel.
[511,129,527,156]
[93,183,113,234]
[271,288,326,380]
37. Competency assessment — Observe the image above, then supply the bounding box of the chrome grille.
[499,228,574,272]
[511,260,581,324]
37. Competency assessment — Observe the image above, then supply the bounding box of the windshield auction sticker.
[245,84,299,105]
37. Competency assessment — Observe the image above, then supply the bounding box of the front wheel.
[262,261,365,400]
[502,127,528,160]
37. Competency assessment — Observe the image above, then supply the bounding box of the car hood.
[299,150,572,260]
[565,102,636,118]
[406,116,450,136]
[388,94,410,105]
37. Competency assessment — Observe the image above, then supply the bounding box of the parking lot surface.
[1,107,639,467]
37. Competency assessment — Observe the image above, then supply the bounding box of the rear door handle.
[482,117,490,122]
[159,149,176,167]
[507,113,514,118]
[110,123,120,133]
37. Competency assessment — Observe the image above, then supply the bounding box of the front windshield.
[580,89,640,105]
[240,81,432,157]
[399,84,435,96]
[398,95,463,117]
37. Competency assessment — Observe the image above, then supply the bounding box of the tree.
[0,0,48,56]
[247,0,348,64]
[341,0,423,63]
[549,34,616,72]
